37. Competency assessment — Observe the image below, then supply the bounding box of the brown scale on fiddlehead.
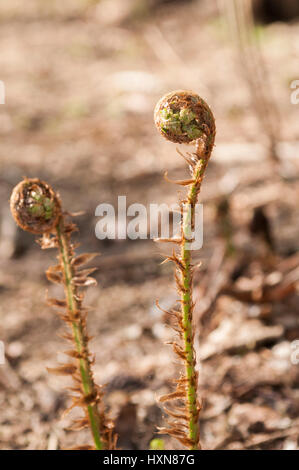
[154,90,216,450]
[10,178,61,234]
[10,178,116,450]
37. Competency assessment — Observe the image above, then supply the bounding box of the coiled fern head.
[10,178,61,234]
[154,89,215,145]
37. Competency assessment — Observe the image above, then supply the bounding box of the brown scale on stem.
[154,90,216,450]
[10,178,116,450]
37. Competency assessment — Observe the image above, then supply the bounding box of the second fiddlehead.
[10,178,115,450]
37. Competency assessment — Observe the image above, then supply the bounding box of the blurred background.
[0,0,298,450]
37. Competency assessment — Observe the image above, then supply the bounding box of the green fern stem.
[181,151,213,450]
[56,220,104,450]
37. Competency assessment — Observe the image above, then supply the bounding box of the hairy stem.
[56,219,104,450]
[181,142,214,450]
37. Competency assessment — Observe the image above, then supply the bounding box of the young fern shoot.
[154,91,216,450]
[10,178,115,450]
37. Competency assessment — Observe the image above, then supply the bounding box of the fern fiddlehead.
[10,178,115,450]
[154,91,216,450]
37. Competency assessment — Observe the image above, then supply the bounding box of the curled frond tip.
[10,178,61,234]
[154,89,215,145]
